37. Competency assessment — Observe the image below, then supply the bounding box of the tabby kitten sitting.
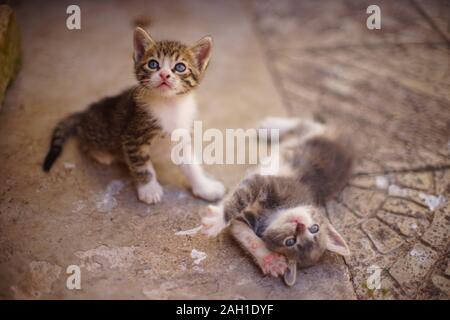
[202,117,352,286]
[43,28,225,204]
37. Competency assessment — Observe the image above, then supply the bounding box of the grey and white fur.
[202,117,353,286]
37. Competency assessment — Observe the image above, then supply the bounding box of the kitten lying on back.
[202,117,353,286]
[43,28,225,204]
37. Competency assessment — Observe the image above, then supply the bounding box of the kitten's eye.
[148,59,159,70]
[174,62,186,73]
[284,237,296,247]
[309,224,320,234]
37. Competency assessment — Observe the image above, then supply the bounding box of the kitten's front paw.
[259,252,288,277]
[193,178,225,202]
[201,205,227,237]
[137,180,163,204]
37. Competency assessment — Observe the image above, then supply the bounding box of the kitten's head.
[261,205,350,286]
[133,27,212,97]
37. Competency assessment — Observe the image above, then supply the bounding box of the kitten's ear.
[283,259,297,287]
[133,27,155,63]
[190,36,213,73]
[325,224,350,256]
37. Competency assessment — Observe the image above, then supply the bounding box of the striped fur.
[43,112,82,171]
[43,28,221,204]
[202,117,352,286]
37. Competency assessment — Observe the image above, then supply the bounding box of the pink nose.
[160,72,170,80]
[296,223,306,233]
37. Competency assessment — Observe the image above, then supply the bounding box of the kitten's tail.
[258,116,353,204]
[258,117,302,136]
[43,112,82,172]
[299,135,353,205]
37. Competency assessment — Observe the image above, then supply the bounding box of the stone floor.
[0,0,449,299]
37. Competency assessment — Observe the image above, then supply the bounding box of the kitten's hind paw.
[258,117,300,136]
[201,205,227,237]
[137,180,163,204]
[193,178,225,202]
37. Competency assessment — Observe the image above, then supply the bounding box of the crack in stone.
[413,243,449,299]
[353,164,450,176]
[341,256,359,299]
[410,0,450,45]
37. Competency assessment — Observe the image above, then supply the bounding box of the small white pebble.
[410,248,425,258]
[175,225,202,236]
[388,185,409,197]
[64,162,76,169]
[375,176,389,189]
[190,249,207,265]
[419,193,446,212]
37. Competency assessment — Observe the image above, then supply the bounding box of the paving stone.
[342,227,377,266]
[326,200,361,231]
[342,187,386,218]
[352,159,385,175]
[347,246,407,299]
[361,219,404,254]
[350,264,405,300]
[382,197,429,219]
[348,264,378,299]
[416,276,450,300]
[390,243,439,296]
[373,275,406,300]
[421,203,450,251]
[394,172,434,192]
[377,210,429,238]
[416,256,450,299]
[431,274,450,296]
[435,169,450,196]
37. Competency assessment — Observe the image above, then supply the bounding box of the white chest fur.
[147,93,197,134]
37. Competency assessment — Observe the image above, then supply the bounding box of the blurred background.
[0,0,449,299]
